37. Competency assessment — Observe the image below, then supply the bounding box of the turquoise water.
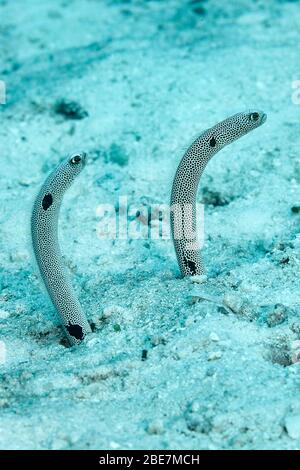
[0,0,300,450]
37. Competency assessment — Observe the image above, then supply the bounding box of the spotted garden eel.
[31,152,92,345]
[170,110,267,277]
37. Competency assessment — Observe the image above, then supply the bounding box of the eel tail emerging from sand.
[31,152,92,345]
[170,110,267,277]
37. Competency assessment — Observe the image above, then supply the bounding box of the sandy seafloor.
[0,0,300,450]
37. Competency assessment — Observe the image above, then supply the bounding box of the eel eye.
[249,112,259,122]
[70,155,82,165]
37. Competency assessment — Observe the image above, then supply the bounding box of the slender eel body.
[31,152,92,345]
[170,111,267,277]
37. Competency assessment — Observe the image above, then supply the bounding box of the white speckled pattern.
[31,152,92,345]
[171,111,267,277]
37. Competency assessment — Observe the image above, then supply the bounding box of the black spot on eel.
[170,110,267,277]
[31,152,92,345]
